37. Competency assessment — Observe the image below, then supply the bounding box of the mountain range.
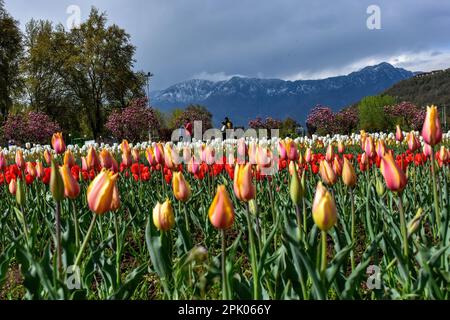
[150,62,415,126]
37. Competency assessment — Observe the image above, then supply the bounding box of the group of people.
[181,116,233,141]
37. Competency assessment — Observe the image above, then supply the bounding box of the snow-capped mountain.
[150,62,414,126]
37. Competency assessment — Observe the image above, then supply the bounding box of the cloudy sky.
[5,0,450,89]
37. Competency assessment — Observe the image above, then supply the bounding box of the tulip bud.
[209,185,235,229]
[395,125,404,142]
[59,164,80,199]
[9,179,17,195]
[305,148,312,163]
[16,178,26,207]
[153,199,175,231]
[407,208,423,238]
[15,149,25,169]
[342,157,356,188]
[333,157,342,177]
[110,184,121,212]
[50,160,65,202]
[421,105,442,147]
[100,149,114,169]
[35,161,45,179]
[64,150,76,167]
[312,182,337,231]
[290,164,303,205]
[376,178,385,196]
[0,152,7,170]
[172,171,192,202]
[319,160,337,186]
[132,149,140,163]
[338,141,345,154]
[248,199,258,216]
[44,149,52,165]
[407,132,419,152]
[233,163,255,202]
[51,132,66,154]
[325,144,334,162]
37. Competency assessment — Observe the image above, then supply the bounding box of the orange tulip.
[325,144,334,162]
[86,146,99,170]
[9,179,17,195]
[312,182,337,231]
[15,149,25,169]
[26,162,36,177]
[305,148,312,163]
[122,150,132,168]
[120,139,131,154]
[342,157,356,187]
[407,132,419,152]
[59,164,80,199]
[132,149,140,163]
[423,143,432,157]
[44,149,52,165]
[395,125,404,142]
[319,160,337,186]
[36,161,45,179]
[87,169,119,215]
[0,152,7,170]
[51,132,66,154]
[172,171,192,202]
[376,139,387,158]
[154,143,165,165]
[146,147,156,166]
[208,185,235,229]
[99,149,114,169]
[153,200,175,231]
[364,136,375,158]
[338,141,345,154]
[380,152,407,193]
[233,163,255,202]
[110,184,121,212]
[285,139,298,161]
[421,105,442,147]
[64,150,76,168]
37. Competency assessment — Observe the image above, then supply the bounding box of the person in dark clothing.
[221,117,233,140]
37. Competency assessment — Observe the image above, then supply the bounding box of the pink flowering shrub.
[306,105,338,135]
[384,102,426,131]
[248,117,282,130]
[105,98,159,142]
[3,111,61,145]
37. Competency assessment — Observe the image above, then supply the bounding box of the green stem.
[295,204,302,241]
[114,213,121,286]
[430,151,441,234]
[397,194,409,259]
[55,201,63,277]
[74,214,97,268]
[72,201,80,249]
[245,203,260,299]
[221,229,230,300]
[321,230,327,276]
[350,188,356,271]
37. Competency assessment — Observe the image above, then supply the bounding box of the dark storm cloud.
[5,0,450,89]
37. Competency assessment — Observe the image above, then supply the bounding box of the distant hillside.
[384,68,450,108]
[151,62,414,126]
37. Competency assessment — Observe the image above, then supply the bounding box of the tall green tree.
[22,19,82,134]
[55,7,145,138]
[0,0,23,117]
[358,95,396,132]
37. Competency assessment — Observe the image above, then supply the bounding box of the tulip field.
[0,106,450,300]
